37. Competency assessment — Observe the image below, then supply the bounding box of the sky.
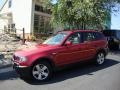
[111,7,120,29]
[0,0,5,9]
[0,0,120,30]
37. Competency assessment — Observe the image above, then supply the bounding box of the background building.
[0,0,111,39]
[0,0,52,39]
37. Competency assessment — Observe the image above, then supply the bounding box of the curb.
[0,64,12,69]
[0,59,12,69]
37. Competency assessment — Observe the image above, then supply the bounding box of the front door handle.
[78,48,82,50]
[93,45,98,47]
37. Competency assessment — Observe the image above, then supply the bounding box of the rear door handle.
[94,45,98,47]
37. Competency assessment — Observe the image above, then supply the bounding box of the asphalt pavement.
[0,53,120,90]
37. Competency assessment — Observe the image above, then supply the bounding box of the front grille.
[13,55,20,61]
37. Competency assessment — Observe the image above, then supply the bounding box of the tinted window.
[102,30,120,40]
[116,31,120,40]
[66,32,81,44]
[103,30,116,37]
[83,32,104,42]
[83,32,95,42]
[94,32,104,40]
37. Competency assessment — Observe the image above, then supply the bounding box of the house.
[0,0,54,39]
[0,0,111,39]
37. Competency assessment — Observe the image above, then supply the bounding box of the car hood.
[14,44,58,56]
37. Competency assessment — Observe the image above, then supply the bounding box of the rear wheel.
[95,52,105,65]
[31,61,53,81]
[118,44,120,50]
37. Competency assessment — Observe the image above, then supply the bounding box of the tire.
[95,52,105,65]
[31,61,53,81]
[118,44,120,50]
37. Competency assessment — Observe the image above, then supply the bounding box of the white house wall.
[0,0,9,30]
[0,0,61,36]
[0,19,8,29]
[12,0,32,34]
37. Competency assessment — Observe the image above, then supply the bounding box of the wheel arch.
[96,48,107,56]
[31,57,56,70]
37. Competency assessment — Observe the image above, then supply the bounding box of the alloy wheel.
[32,64,49,81]
[97,53,105,65]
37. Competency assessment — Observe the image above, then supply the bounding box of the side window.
[116,31,120,40]
[94,32,104,40]
[66,33,81,44]
[83,32,95,42]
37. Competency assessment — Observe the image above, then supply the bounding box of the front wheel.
[31,61,53,81]
[95,52,105,65]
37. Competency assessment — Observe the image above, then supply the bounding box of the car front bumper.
[13,63,31,78]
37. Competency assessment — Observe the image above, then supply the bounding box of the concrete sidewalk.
[0,59,12,69]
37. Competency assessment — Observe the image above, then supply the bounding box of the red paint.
[13,30,108,67]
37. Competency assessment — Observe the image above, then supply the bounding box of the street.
[0,53,120,90]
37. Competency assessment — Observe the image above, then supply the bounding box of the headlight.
[13,54,28,62]
[19,56,27,62]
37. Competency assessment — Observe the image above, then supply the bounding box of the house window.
[8,0,12,8]
[35,5,52,14]
[35,5,43,12]
[7,23,15,33]
[34,14,52,35]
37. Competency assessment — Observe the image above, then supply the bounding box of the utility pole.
[22,28,25,44]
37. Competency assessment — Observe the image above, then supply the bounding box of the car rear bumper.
[104,47,109,56]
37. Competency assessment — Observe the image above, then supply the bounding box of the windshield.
[43,33,68,45]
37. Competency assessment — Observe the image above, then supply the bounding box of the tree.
[43,0,120,30]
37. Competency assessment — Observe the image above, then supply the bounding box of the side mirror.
[64,41,72,46]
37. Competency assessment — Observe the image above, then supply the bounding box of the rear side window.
[83,32,95,42]
[83,32,104,42]
[94,32,104,40]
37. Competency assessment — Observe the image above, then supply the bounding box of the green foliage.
[31,35,36,41]
[43,0,120,30]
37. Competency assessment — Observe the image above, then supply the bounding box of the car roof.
[60,30,99,34]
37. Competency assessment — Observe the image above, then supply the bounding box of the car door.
[82,32,97,60]
[54,32,82,65]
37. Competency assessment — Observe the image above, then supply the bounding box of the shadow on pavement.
[24,59,120,85]
[0,58,119,83]
[0,69,18,81]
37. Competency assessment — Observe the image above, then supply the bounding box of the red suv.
[12,30,108,81]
